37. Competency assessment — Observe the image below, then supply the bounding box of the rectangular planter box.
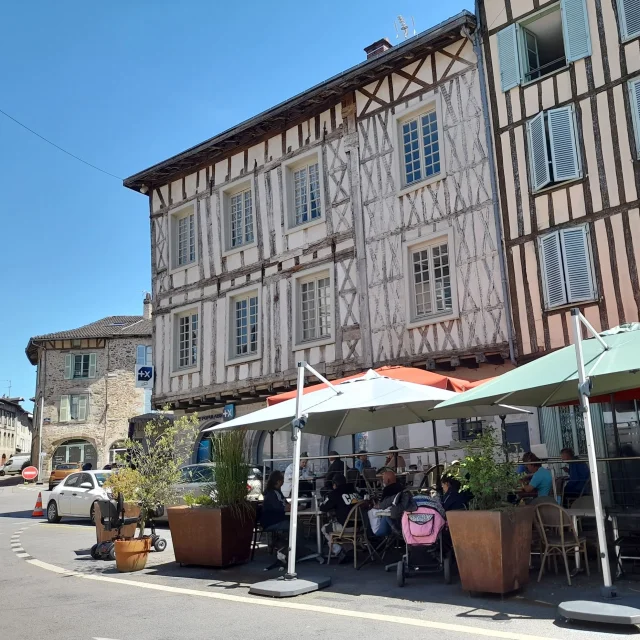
[168,505,254,567]
[447,507,534,595]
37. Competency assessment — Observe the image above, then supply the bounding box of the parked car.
[48,462,82,491]
[46,470,112,524]
[0,454,31,476]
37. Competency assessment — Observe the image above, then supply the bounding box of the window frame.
[282,147,326,233]
[171,305,200,376]
[403,228,459,329]
[59,394,89,423]
[226,285,262,365]
[136,345,153,366]
[169,202,198,272]
[292,264,336,349]
[220,177,257,256]
[617,0,640,42]
[392,96,445,196]
[64,353,97,380]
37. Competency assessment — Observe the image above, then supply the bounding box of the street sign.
[135,365,154,389]
[222,404,235,420]
[22,466,38,481]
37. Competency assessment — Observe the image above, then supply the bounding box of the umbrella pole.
[571,309,615,596]
[269,431,274,466]
[432,420,441,488]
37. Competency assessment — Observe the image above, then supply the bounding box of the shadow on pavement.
[0,510,36,518]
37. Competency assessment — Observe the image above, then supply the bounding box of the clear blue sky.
[0,0,474,410]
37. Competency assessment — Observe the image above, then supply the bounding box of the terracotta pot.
[168,504,255,567]
[95,502,140,544]
[114,537,151,572]
[447,507,534,595]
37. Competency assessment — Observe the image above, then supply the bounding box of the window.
[171,204,197,269]
[230,189,254,248]
[294,269,334,346]
[539,225,596,309]
[174,310,198,370]
[136,345,153,366]
[527,105,581,192]
[232,293,259,358]
[618,0,640,41]
[629,77,640,156]
[59,395,89,422]
[283,150,324,231]
[64,353,96,379]
[497,0,591,91]
[456,419,484,441]
[400,109,441,187]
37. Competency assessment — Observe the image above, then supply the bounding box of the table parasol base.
[249,576,331,598]
[558,599,640,627]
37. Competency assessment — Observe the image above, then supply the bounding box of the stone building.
[0,397,32,466]
[26,297,152,473]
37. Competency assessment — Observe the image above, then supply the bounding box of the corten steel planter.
[168,504,255,567]
[114,537,151,572]
[447,507,535,595]
[95,502,140,544]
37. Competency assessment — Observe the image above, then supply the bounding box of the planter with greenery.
[168,428,255,567]
[447,429,534,595]
[102,411,200,572]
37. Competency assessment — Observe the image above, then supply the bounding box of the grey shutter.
[540,232,568,308]
[560,226,595,302]
[548,106,581,181]
[136,345,146,365]
[618,0,640,40]
[88,353,97,378]
[527,112,552,191]
[561,0,592,62]
[146,346,153,366]
[64,354,73,380]
[497,24,521,91]
[629,78,640,156]
[77,396,88,422]
[59,396,70,422]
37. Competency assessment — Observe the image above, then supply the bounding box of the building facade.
[0,397,32,465]
[26,298,152,473]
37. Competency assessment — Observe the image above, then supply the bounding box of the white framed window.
[64,353,97,380]
[170,203,197,270]
[59,394,89,422]
[497,0,591,91]
[293,266,335,348]
[629,77,640,156]
[526,105,582,192]
[539,225,597,309]
[172,308,199,373]
[221,179,256,254]
[618,0,640,41]
[283,148,325,232]
[136,345,153,366]
[404,230,459,327]
[227,287,261,363]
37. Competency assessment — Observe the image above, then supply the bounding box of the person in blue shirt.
[355,451,371,474]
[561,448,590,499]
[520,454,553,497]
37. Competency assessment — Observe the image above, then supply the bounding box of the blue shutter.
[64,354,73,380]
[77,396,88,422]
[497,24,522,92]
[560,226,595,303]
[561,0,592,62]
[527,112,551,191]
[629,78,640,157]
[548,106,581,181]
[88,353,97,378]
[618,0,640,40]
[540,232,568,308]
[59,396,70,423]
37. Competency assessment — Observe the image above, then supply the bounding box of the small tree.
[452,428,521,511]
[104,410,200,537]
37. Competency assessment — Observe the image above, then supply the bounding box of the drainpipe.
[464,7,516,366]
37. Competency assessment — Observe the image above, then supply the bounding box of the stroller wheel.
[90,544,100,560]
[154,537,167,552]
[108,544,116,561]
[443,553,452,585]
[396,561,405,587]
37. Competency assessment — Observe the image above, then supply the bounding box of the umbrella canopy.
[433,324,640,412]
[203,370,527,437]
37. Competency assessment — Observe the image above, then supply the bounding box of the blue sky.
[0,0,473,409]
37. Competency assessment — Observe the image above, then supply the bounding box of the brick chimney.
[143,293,152,320]
[364,38,392,59]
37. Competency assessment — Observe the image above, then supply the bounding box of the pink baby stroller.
[394,495,452,586]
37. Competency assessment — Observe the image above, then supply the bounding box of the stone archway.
[48,435,100,472]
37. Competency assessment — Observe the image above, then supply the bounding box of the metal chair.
[326,501,377,569]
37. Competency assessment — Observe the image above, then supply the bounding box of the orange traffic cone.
[32,492,44,518]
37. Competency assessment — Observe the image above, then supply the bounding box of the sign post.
[22,466,38,482]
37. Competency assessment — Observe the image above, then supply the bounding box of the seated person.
[561,447,590,499]
[282,451,314,499]
[261,470,290,532]
[320,474,362,555]
[383,446,407,470]
[441,475,467,511]
[519,455,553,498]
[516,452,534,477]
[325,451,346,488]
[355,451,371,474]
[378,470,404,509]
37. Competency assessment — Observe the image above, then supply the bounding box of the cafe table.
[286,493,325,563]
[565,506,596,570]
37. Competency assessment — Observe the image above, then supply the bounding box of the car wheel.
[90,544,100,560]
[396,561,405,587]
[90,502,97,526]
[47,500,61,523]
[0,470,5,476]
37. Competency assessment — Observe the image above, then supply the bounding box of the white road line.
[26,559,559,640]
[15,552,30,558]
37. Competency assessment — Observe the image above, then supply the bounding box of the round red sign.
[21,466,38,481]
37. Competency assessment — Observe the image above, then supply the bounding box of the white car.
[46,470,112,524]
[0,454,30,476]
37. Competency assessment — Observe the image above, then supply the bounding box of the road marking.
[26,559,560,640]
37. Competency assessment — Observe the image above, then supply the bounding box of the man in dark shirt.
[561,448,590,500]
[378,470,404,509]
[325,451,346,488]
[320,474,361,555]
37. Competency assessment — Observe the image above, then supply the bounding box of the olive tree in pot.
[168,428,255,567]
[447,428,534,595]
[103,411,200,573]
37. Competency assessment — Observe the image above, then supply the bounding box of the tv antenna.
[0,380,11,398]
[394,15,416,40]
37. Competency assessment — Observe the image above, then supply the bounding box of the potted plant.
[97,466,141,544]
[168,428,255,567]
[103,411,200,572]
[446,428,534,595]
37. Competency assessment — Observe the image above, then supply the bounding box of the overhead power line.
[0,107,123,181]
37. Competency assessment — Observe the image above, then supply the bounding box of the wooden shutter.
[629,78,640,156]
[560,226,595,303]
[497,24,521,92]
[77,396,88,422]
[527,112,551,191]
[59,396,70,422]
[64,355,73,380]
[88,353,97,378]
[618,0,640,40]
[540,232,568,308]
[561,0,592,62]
[548,105,581,181]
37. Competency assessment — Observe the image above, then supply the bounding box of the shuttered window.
[59,395,89,422]
[618,0,640,40]
[497,24,521,91]
[136,345,152,366]
[527,112,551,191]
[64,353,97,379]
[561,0,592,61]
[539,225,596,309]
[628,77,640,156]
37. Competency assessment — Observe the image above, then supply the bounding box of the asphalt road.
[0,477,633,640]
